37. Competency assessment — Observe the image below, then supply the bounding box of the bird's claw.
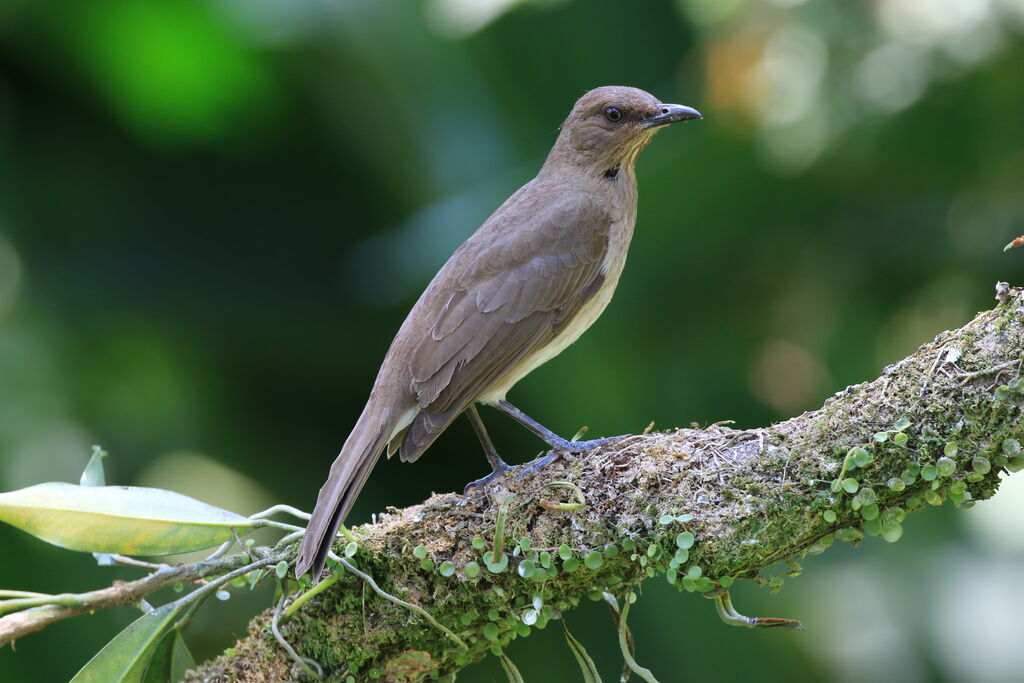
[549,434,632,453]
[462,452,559,494]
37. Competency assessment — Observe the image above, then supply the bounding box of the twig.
[334,556,469,651]
[0,591,51,600]
[617,593,659,683]
[271,590,323,678]
[957,359,1019,387]
[249,504,311,521]
[604,592,636,683]
[0,552,254,646]
[109,555,169,571]
[282,571,341,621]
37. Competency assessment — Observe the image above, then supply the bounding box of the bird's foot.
[463,452,560,494]
[463,462,510,494]
[713,591,804,631]
[546,434,633,453]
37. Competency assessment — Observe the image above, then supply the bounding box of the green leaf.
[893,417,911,431]
[72,601,185,682]
[80,446,108,487]
[0,483,255,555]
[936,457,956,477]
[842,478,859,494]
[439,561,456,577]
[855,487,876,505]
[563,622,604,683]
[852,447,872,467]
[584,551,604,570]
[862,518,882,536]
[675,532,695,549]
[517,559,536,579]
[499,654,524,683]
[464,562,481,579]
[881,524,903,543]
[142,630,195,683]
[485,553,509,574]
[893,432,908,446]
[80,447,114,566]
[881,506,906,526]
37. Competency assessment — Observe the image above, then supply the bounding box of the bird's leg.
[464,405,511,493]
[467,404,508,473]
[463,404,558,493]
[495,400,631,452]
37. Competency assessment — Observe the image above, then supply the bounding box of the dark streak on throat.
[603,165,620,179]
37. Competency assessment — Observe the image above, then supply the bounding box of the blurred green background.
[2,0,1024,680]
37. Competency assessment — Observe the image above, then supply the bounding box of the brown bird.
[295,86,701,580]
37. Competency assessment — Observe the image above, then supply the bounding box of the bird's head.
[547,86,701,177]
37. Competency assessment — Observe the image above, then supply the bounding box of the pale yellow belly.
[477,251,627,405]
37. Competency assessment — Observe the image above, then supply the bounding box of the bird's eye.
[604,106,623,124]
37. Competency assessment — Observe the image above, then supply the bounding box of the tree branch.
[0,552,255,646]
[187,288,1024,681]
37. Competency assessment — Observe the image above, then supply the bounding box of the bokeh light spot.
[60,0,274,145]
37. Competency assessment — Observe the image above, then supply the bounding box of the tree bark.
[190,287,1024,682]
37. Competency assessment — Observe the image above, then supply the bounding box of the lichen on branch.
[191,288,1024,682]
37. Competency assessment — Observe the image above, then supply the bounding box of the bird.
[295,86,701,580]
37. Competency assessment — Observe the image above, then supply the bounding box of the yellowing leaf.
[0,483,255,555]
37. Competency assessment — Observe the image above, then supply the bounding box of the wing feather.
[396,193,613,463]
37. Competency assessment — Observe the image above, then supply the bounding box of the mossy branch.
[191,287,1024,682]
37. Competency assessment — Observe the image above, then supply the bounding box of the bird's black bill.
[643,104,702,128]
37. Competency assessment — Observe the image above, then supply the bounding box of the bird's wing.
[397,193,612,462]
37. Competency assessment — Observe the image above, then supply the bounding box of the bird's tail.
[295,402,395,581]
